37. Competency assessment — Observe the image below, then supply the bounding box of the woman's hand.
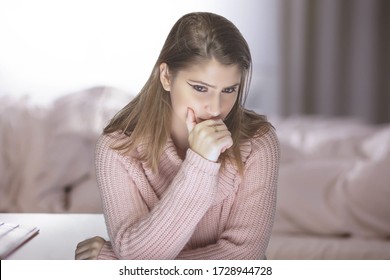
[75,236,106,260]
[186,108,233,162]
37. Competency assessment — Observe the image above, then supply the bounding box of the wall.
[0,0,279,111]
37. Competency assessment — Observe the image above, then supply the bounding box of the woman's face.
[161,58,241,126]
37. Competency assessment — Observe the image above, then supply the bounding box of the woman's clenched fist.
[186,108,233,162]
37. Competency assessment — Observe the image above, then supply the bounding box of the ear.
[159,63,171,91]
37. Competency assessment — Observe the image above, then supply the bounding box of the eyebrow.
[188,80,240,89]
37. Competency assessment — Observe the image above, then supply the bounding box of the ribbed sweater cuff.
[186,149,221,175]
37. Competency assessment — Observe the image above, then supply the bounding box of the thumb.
[186,108,196,133]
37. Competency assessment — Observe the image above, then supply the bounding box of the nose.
[206,94,221,117]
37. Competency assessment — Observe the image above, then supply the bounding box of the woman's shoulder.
[97,131,127,149]
[96,131,139,159]
[250,126,279,155]
[240,117,280,164]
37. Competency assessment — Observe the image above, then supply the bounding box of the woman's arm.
[96,134,221,260]
[175,129,280,259]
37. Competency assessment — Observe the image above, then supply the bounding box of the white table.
[0,213,108,260]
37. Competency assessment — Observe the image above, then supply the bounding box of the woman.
[75,12,279,260]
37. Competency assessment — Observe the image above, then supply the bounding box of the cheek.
[170,87,200,116]
[221,95,238,115]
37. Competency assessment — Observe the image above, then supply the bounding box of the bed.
[267,116,390,259]
[1,86,389,259]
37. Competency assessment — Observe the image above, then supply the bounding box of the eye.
[222,87,237,94]
[188,83,208,93]
[194,85,207,92]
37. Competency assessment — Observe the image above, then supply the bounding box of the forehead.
[178,58,242,85]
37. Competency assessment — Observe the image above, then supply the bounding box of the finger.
[217,136,233,151]
[75,248,99,260]
[75,243,94,258]
[76,240,90,249]
[214,124,229,133]
[186,108,197,133]
[77,236,104,248]
[212,118,225,124]
[214,129,231,140]
[75,245,89,256]
[201,118,223,127]
[206,122,229,136]
[76,252,97,260]
[76,236,97,248]
[75,249,89,260]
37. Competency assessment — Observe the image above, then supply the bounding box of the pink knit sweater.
[96,128,280,260]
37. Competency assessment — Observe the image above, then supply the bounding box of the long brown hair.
[104,12,271,174]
